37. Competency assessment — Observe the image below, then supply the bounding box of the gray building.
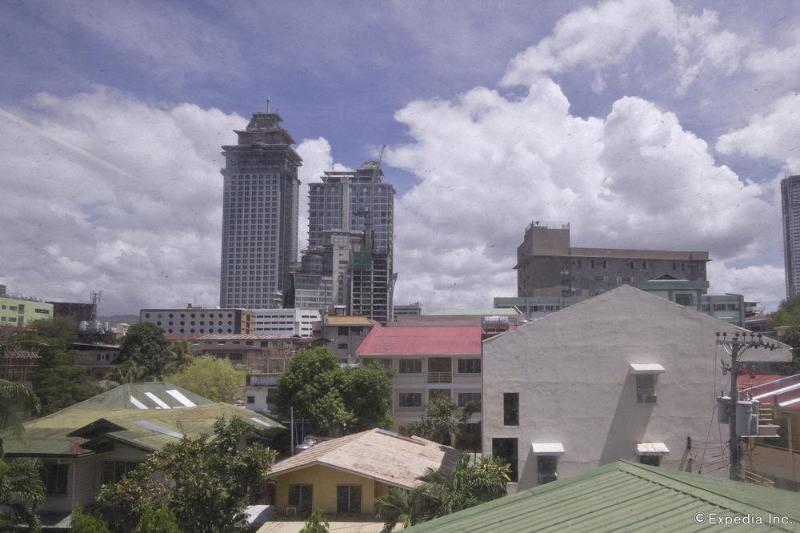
[292,161,395,324]
[515,222,708,298]
[393,302,422,321]
[782,175,800,299]
[139,306,252,336]
[219,107,301,309]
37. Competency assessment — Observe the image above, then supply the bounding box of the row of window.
[398,391,481,409]
[288,484,362,514]
[42,461,139,496]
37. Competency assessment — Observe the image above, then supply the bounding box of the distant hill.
[98,314,139,324]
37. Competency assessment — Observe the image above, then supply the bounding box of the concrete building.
[481,285,792,490]
[139,306,253,336]
[0,291,53,327]
[49,301,96,325]
[188,333,314,373]
[393,302,422,321]
[357,325,483,432]
[494,296,584,320]
[2,383,283,522]
[71,342,120,380]
[636,278,746,327]
[515,221,708,298]
[782,175,800,299]
[292,161,395,324]
[219,106,301,309]
[253,308,321,338]
[321,315,375,363]
[270,429,461,517]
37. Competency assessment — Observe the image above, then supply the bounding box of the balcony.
[427,372,452,384]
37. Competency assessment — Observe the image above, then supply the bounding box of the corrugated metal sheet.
[356,325,482,357]
[407,461,800,532]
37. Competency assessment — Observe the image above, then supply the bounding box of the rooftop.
[325,316,376,327]
[427,308,523,317]
[407,460,800,532]
[270,428,461,490]
[569,247,709,261]
[357,325,482,357]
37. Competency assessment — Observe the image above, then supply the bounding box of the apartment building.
[322,315,375,363]
[139,306,253,335]
[0,288,53,327]
[356,325,483,432]
[253,308,321,338]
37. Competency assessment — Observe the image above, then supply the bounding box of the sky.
[1,0,799,315]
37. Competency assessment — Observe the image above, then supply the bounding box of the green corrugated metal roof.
[406,461,800,532]
[2,383,283,456]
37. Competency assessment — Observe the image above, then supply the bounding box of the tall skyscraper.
[781,175,800,299]
[219,107,301,309]
[290,161,395,324]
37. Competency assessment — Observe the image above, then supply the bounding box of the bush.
[135,503,180,533]
[300,508,330,533]
[71,505,110,533]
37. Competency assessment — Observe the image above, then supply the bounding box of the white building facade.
[482,286,792,490]
[253,308,321,338]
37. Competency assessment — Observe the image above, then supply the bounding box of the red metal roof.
[356,325,482,357]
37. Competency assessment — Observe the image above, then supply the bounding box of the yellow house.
[270,429,462,516]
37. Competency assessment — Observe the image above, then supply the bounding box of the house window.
[246,396,255,404]
[675,294,694,306]
[399,393,422,407]
[537,456,559,484]
[266,387,278,405]
[101,461,138,485]
[503,393,519,426]
[368,358,392,370]
[429,389,450,401]
[288,484,313,515]
[43,464,69,495]
[336,485,362,514]
[337,343,348,350]
[457,359,481,374]
[337,327,348,336]
[636,374,658,403]
[457,392,481,411]
[492,438,518,482]
[639,455,662,467]
[399,359,422,373]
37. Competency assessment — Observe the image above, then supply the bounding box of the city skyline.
[1,1,799,314]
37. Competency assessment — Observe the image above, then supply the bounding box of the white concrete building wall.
[253,308,320,338]
[481,286,791,491]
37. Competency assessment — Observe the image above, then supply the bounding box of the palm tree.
[162,340,194,375]
[0,379,40,454]
[376,487,415,532]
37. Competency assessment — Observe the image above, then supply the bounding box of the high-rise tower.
[219,107,301,309]
[291,161,395,324]
[782,175,800,299]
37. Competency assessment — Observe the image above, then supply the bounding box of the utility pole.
[715,331,777,480]
[290,406,295,456]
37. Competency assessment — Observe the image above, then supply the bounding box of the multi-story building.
[782,175,800,299]
[219,106,302,309]
[494,296,584,320]
[0,289,53,327]
[356,325,483,434]
[71,342,120,380]
[252,308,321,338]
[392,302,422,321]
[515,221,708,298]
[49,301,96,324]
[481,285,792,490]
[188,333,312,373]
[292,161,395,324]
[139,306,253,336]
[321,315,375,363]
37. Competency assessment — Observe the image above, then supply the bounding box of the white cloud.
[745,28,800,82]
[388,79,779,310]
[716,93,800,173]
[708,262,786,310]
[500,0,745,95]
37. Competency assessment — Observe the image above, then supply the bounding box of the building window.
[246,396,255,404]
[288,484,313,515]
[503,393,519,426]
[336,485,362,514]
[675,294,694,306]
[457,392,481,411]
[639,455,662,467]
[636,374,657,403]
[537,456,559,484]
[399,392,422,407]
[43,464,69,495]
[429,389,450,401]
[399,359,422,373]
[337,343,348,350]
[101,461,138,485]
[266,387,278,405]
[492,438,518,482]
[337,327,349,336]
[457,359,481,374]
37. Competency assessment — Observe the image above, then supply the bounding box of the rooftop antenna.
[267,97,272,113]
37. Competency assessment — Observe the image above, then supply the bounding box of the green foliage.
[403,395,460,445]
[771,298,800,371]
[116,322,171,378]
[71,505,110,532]
[0,457,45,530]
[166,355,244,403]
[106,360,149,384]
[29,316,79,345]
[98,417,275,532]
[274,347,392,435]
[162,340,195,375]
[0,379,40,442]
[135,503,180,533]
[376,456,510,530]
[300,508,330,533]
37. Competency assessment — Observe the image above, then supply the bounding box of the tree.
[162,340,194,375]
[0,380,39,440]
[0,458,45,530]
[771,298,800,372]
[273,347,392,435]
[402,395,460,445]
[300,509,330,533]
[71,506,111,532]
[97,417,275,532]
[375,456,510,530]
[166,355,244,403]
[106,360,148,384]
[135,503,180,533]
[116,322,171,378]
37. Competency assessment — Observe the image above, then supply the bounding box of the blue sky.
[1,0,799,314]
